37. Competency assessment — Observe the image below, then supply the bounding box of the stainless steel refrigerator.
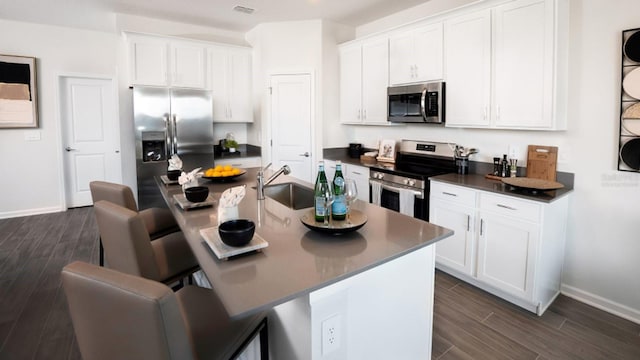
[134,86,215,208]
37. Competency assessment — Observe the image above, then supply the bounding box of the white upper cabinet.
[127,33,206,89]
[339,37,389,124]
[389,23,443,85]
[209,46,253,123]
[445,0,568,130]
[444,10,492,127]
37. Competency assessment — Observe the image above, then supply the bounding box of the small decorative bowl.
[184,186,209,203]
[218,219,255,247]
[167,169,181,181]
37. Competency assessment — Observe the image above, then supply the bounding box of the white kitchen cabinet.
[323,160,369,203]
[339,38,389,124]
[389,23,443,85]
[444,10,492,127]
[430,182,477,276]
[444,0,568,130]
[345,164,370,202]
[127,33,206,88]
[209,46,253,123]
[215,156,261,168]
[430,180,569,315]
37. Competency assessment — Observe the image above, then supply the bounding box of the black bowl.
[167,169,181,181]
[184,186,209,203]
[218,219,255,247]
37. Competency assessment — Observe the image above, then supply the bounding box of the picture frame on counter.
[377,139,396,163]
[0,54,38,128]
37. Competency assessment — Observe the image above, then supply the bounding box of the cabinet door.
[170,42,206,88]
[389,32,414,85]
[431,199,476,276]
[209,47,230,122]
[445,10,491,127]
[493,0,553,128]
[345,164,370,202]
[361,39,389,124]
[413,23,443,82]
[129,37,168,86]
[339,45,363,123]
[215,156,261,168]
[477,212,539,301]
[228,49,253,122]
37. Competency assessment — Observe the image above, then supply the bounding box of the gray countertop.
[157,168,452,318]
[430,173,573,203]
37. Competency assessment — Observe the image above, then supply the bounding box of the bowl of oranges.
[202,164,246,182]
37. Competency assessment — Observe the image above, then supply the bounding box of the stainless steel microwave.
[387,81,445,123]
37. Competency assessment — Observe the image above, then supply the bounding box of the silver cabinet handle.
[299,152,310,157]
[480,219,484,236]
[442,192,458,197]
[351,171,362,175]
[467,215,470,232]
[65,146,77,152]
[497,204,517,211]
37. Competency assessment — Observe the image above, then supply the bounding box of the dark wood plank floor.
[1,207,639,359]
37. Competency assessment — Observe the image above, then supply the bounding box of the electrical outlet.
[321,314,341,356]
[508,145,520,159]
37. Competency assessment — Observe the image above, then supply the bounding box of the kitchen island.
[157,168,452,359]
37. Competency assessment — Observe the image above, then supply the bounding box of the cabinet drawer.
[479,193,540,222]
[430,182,476,207]
[215,157,261,168]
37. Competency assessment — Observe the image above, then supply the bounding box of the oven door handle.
[369,179,424,199]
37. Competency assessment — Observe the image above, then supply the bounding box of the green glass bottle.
[331,161,346,221]
[314,162,329,222]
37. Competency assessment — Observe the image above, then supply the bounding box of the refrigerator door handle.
[172,114,178,155]
[164,114,172,158]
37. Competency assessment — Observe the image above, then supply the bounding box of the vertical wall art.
[619,28,640,171]
[0,54,38,128]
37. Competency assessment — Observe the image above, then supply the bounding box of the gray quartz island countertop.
[157,168,452,318]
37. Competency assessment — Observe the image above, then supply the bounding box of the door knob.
[65,146,77,152]
[299,152,310,157]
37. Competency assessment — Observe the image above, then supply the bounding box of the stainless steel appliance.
[134,86,215,208]
[369,140,456,220]
[387,81,445,123]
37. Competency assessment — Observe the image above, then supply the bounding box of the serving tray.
[200,226,268,260]
[173,194,215,210]
[300,209,367,235]
[160,175,179,185]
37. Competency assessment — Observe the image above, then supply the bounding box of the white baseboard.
[0,206,65,220]
[561,284,640,325]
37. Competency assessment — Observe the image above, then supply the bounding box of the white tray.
[160,175,179,185]
[173,194,215,210]
[200,226,268,260]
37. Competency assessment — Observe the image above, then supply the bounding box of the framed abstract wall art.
[0,54,38,128]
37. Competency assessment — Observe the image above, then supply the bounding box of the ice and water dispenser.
[141,131,166,162]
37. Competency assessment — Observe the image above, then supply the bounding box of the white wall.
[347,0,640,321]
[0,19,119,218]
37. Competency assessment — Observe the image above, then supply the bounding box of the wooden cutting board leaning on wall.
[526,145,558,181]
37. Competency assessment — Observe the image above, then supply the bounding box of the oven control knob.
[408,179,416,186]
[403,179,410,185]
[375,172,384,180]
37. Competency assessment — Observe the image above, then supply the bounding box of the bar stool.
[90,181,180,266]
[93,200,198,287]
[62,261,269,360]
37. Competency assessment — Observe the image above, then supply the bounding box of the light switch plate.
[24,130,41,141]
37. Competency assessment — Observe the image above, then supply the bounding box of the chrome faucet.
[257,163,291,200]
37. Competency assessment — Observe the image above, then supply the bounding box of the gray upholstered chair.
[62,261,268,360]
[93,200,198,286]
[90,181,180,266]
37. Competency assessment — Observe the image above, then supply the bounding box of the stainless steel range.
[369,140,456,221]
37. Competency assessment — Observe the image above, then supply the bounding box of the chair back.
[93,200,161,281]
[62,261,195,360]
[90,181,138,211]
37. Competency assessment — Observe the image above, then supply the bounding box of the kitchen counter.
[157,168,451,317]
[214,143,261,159]
[157,168,452,358]
[430,173,573,203]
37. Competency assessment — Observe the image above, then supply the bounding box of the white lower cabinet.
[215,156,261,168]
[430,180,569,315]
[323,160,370,202]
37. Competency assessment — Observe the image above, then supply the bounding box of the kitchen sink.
[263,182,314,210]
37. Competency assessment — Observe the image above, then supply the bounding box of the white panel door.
[170,42,206,88]
[413,23,443,82]
[339,45,362,123]
[61,76,121,207]
[361,39,389,124]
[431,199,476,276]
[228,49,253,122]
[129,36,168,86]
[270,74,313,182]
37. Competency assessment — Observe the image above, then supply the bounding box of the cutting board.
[526,145,558,181]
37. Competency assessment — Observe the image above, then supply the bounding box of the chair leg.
[259,317,269,359]
[99,237,104,266]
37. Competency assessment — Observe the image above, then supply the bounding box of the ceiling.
[90,0,433,32]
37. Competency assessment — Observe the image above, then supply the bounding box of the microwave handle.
[420,88,428,121]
